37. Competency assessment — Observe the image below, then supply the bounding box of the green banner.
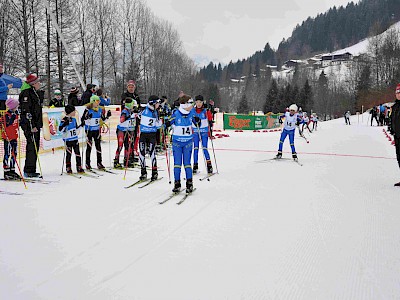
[223,113,281,130]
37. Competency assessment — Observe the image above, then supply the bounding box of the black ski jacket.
[389,100,400,136]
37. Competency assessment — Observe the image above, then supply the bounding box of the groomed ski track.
[1,113,400,299]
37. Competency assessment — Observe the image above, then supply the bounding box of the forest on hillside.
[198,0,400,118]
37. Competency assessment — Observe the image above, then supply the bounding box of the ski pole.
[163,126,171,184]
[123,129,133,180]
[209,127,219,174]
[196,124,209,175]
[108,119,111,169]
[0,119,27,189]
[60,140,66,175]
[28,117,43,178]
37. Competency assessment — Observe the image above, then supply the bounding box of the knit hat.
[54,89,62,95]
[289,104,298,112]
[179,95,192,105]
[90,95,100,103]
[396,83,400,93]
[148,95,160,106]
[86,83,96,90]
[6,98,19,110]
[65,104,75,115]
[195,95,204,101]
[26,74,39,85]
[127,80,136,86]
[70,87,79,94]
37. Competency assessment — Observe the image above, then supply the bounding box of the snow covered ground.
[1,113,400,300]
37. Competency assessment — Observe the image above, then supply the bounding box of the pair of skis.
[124,177,164,189]
[159,188,197,205]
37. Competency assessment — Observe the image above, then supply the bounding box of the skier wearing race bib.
[192,94,213,174]
[59,105,85,174]
[81,95,111,170]
[138,95,162,181]
[276,104,302,160]
[165,95,201,193]
[114,97,138,169]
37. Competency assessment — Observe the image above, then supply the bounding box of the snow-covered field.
[1,114,400,300]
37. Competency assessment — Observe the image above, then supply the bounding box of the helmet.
[125,97,138,109]
[148,95,161,106]
[289,104,298,112]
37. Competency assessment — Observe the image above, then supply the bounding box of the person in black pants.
[389,83,400,187]
[19,74,44,178]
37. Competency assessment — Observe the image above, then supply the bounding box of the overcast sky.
[145,0,356,66]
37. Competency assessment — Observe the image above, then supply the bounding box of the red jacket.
[2,111,19,140]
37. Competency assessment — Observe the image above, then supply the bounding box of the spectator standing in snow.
[344,111,351,125]
[389,84,400,187]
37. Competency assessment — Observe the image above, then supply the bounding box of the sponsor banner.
[41,105,121,150]
[42,106,86,150]
[223,113,281,130]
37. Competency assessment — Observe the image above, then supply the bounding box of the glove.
[389,127,394,135]
[26,113,32,120]
[15,109,20,115]
[62,117,70,127]
[193,116,201,127]
[107,110,112,118]
[279,118,283,124]
[164,119,171,128]
[296,120,301,126]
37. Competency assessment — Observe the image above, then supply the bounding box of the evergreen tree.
[355,63,371,109]
[299,79,313,111]
[237,93,249,114]
[264,79,278,113]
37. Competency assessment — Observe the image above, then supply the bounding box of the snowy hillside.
[1,114,400,299]
[272,21,400,84]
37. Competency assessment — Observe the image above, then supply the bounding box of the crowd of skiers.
[1,70,217,194]
[370,103,391,126]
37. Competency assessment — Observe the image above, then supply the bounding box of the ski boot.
[9,170,21,180]
[24,172,41,178]
[186,178,194,193]
[4,170,15,180]
[206,160,213,174]
[292,152,298,161]
[151,168,158,181]
[77,165,85,174]
[85,163,92,170]
[172,180,181,193]
[394,182,400,187]
[139,168,147,181]
[128,158,136,168]
[276,151,282,159]
[193,163,198,174]
[114,159,122,169]
[97,162,105,170]
[65,163,72,174]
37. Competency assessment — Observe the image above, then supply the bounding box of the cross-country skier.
[165,95,200,193]
[1,98,20,180]
[59,105,85,174]
[138,95,162,181]
[81,95,111,170]
[276,104,302,160]
[192,95,213,174]
[114,97,138,169]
